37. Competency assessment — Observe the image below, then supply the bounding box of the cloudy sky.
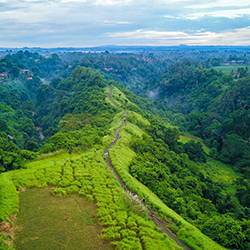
[1,0,250,47]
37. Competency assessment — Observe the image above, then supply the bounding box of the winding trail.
[104,86,191,250]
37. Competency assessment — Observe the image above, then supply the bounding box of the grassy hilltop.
[0,65,247,250]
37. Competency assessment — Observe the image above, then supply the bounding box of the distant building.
[20,69,34,76]
[232,72,240,78]
[0,72,8,80]
[103,67,113,71]
[20,69,34,80]
[236,60,244,64]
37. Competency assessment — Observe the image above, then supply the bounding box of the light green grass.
[104,86,119,109]
[127,111,150,126]
[1,146,180,250]
[109,120,227,250]
[124,122,145,138]
[102,111,124,147]
[203,158,240,195]
[110,86,130,108]
[0,174,19,222]
[213,65,248,74]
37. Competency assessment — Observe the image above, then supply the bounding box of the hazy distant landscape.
[1,0,250,249]
[0,46,250,250]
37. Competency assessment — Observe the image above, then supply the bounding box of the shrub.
[100,214,116,226]
[0,175,18,221]
[120,229,137,238]
[86,194,94,201]
[65,185,79,194]
[0,234,14,250]
[50,187,67,197]
[113,237,142,250]
[102,226,121,241]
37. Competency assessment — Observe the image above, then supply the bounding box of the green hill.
[0,55,249,250]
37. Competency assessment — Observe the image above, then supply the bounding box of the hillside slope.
[1,66,247,250]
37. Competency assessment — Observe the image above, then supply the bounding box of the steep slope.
[0,66,242,250]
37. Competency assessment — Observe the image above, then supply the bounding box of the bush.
[0,175,18,221]
[113,237,142,250]
[65,185,79,194]
[102,226,121,241]
[50,187,67,197]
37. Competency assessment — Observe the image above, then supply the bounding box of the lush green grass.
[102,111,124,147]
[1,146,181,250]
[0,89,234,250]
[110,86,130,108]
[203,158,240,195]
[104,86,119,109]
[213,65,248,74]
[15,187,112,250]
[127,111,150,126]
[124,122,145,138]
[0,174,19,222]
[109,120,227,250]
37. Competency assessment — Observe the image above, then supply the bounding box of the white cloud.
[61,0,87,2]
[184,8,250,19]
[187,0,250,9]
[93,0,131,5]
[104,20,131,24]
[106,26,250,45]
[164,15,183,19]
[1,0,250,46]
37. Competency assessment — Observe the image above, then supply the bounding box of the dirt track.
[104,86,191,250]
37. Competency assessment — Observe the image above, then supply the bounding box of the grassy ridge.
[109,118,227,250]
[1,146,182,250]
[0,82,236,250]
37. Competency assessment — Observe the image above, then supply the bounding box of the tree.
[220,134,248,165]
[202,215,245,249]
[0,119,7,132]
[183,140,206,162]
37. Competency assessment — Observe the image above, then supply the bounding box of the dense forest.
[1,49,250,250]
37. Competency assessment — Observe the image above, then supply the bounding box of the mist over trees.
[1,48,250,249]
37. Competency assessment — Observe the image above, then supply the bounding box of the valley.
[1,49,250,250]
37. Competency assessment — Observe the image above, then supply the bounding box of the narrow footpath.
[104,86,191,250]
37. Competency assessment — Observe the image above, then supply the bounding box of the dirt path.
[104,87,192,250]
[108,85,118,108]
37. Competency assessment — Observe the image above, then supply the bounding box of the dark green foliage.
[202,215,249,249]
[35,66,116,137]
[235,177,250,207]
[0,138,23,172]
[183,140,206,162]
[144,118,180,152]
[220,134,249,165]
[129,135,218,225]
